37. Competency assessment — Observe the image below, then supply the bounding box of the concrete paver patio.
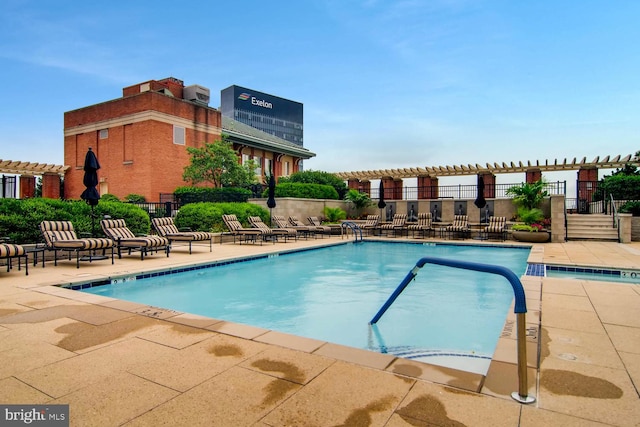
[1,237,639,426]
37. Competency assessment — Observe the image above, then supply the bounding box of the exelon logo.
[238,93,273,109]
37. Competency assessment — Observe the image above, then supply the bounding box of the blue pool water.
[80,241,530,374]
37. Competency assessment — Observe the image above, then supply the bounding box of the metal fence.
[372,181,567,201]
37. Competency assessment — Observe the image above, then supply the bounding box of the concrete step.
[566,214,619,240]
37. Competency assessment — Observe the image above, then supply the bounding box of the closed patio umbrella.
[378,180,386,219]
[80,147,101,236]
[266,173,276,226]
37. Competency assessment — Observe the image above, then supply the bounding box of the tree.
[182,135,257,188]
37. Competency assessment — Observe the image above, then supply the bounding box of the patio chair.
[380,213,408,237]
[221,214,266,245]
[151,217,214,254]
[445,215,470,239]
[100,218,170,260]
[306,216,333,238]
[0,243,28,275]
[286,215,318,239]
[360,214,380,236]
[407,212,434,238]
[248,216,297,242]
[271,215,309,239]
[482,216,507,241]
[39,220,114,268]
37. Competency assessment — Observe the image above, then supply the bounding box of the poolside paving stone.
[51,371,179,426]
[16,337,177,398]
[254,329,327,353]
[261,361,413,427]
[128,333,269,392]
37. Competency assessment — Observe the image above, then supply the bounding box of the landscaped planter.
[512,230,550,243]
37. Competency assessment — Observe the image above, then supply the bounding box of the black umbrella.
[474,175,487,224]
[266,173,276,225]
[377,180,386,221]
[80,147,101,236]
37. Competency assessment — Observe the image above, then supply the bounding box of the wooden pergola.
[0,159,68,199]
[333,154,638,180]
[0,160,68,176]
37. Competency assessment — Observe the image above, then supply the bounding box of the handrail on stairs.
[341,221,363,242]
[370,256,535,404]
[609,193,620,243]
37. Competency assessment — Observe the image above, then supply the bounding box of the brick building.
[63,77,315,201]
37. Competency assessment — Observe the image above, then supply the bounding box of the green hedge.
[263,182,339,199]
[175,202,269,232]
[619,200,640,216]
[0,198,150,244]
[597,175,640,201]
[173,186,252,204]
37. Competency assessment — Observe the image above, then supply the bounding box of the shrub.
[175,202,270,233]
[173,186,252,204]
[124,193,146,203]
[619,200,640,216]
[267,182,339,199]
[100,194,120,202]
[0,198,151,243]
[323,206,346,223]
[278,170,348,198]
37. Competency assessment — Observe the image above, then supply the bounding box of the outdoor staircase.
[566,214,619,241]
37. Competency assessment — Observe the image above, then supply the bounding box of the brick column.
[347,178,360,190]
[19,175,36,199]
[42,173,61,199]
[577,167,598,204]
[417,176,439,199]
[480,173,495,198]
[525,169,542,183]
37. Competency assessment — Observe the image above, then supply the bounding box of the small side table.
[26,244,47,268]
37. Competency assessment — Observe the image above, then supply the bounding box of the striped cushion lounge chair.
[307,216,333,238]
[0,243,28,275]
[100,218,169,260]
[445,215,470,239]
[221,214,266,245]
[380,214,408,237]
[361,215,380,236]
[482,216,507,241]
[248,216,297,242]
[151,217,214,253]
[407,212,434,238]
[39,220,114,268]
[271,214,310,239]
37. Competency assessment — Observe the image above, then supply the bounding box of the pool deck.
[1,237,639,426]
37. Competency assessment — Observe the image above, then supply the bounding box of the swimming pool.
[79,241,530,374]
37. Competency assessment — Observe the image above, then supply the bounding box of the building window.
[265,158,273,176]
[99,129,109,139]
[284,161,290,176]
[254,156,262,177]
[173,125,185,145]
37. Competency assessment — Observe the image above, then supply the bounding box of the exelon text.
[251,97,273,109]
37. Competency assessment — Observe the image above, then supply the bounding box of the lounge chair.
[100,218,170,260]
[221,214,266,244]
[39,220,114,268]
[482,216,507,241]
[151,217,214,253]
[445,215,470,239]
[271,215,315,239]
[361,215,380,236]
[307,216,333,238]
[0,243,28,275]
[380,213,408,237]
[407,212,434,238]
[248,216,297,242]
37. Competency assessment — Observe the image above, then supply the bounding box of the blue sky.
[1,0,638,183]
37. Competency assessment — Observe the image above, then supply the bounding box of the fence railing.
[373,181,566,201]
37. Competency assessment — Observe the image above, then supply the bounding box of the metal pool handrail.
[369,256,535,404]
[341,221,363,242]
